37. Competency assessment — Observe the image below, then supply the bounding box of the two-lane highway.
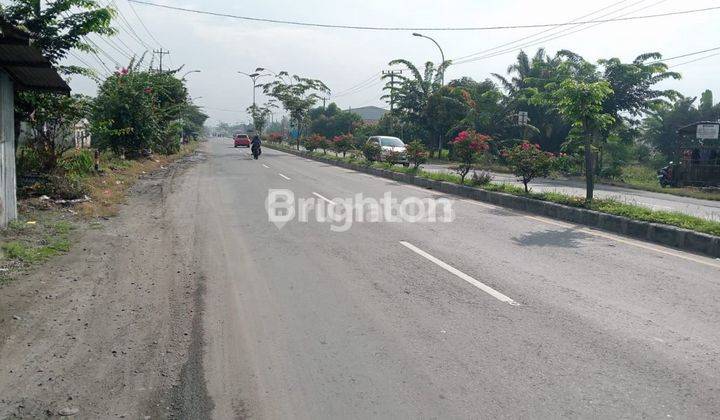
[177,140,720,418]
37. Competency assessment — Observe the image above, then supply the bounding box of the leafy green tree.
[309,103,361,138]
[494,49,582,152]
[1,0,115,73]
[641,96,702,159]
[18,92,90,172]
[448,77,514,144]
[262,73,330,149]
[91,67,160,157]
[247,103,275,134]
[383,59,452,155]
[3,0,115,162]
[548,79,615,202]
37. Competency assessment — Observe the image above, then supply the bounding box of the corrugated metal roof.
[348,106,388,121]
[0,17,70,93]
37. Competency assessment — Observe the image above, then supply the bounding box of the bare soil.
[0,152,210,419]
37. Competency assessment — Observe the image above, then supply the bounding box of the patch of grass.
[595,164,720,202]
[0,211,76,277]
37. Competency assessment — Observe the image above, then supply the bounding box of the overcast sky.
[61,0,720,125]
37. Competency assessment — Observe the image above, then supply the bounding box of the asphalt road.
[422,163,720,221]
[188,140,720,418]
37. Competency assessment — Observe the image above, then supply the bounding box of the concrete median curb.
[268,145,720,259]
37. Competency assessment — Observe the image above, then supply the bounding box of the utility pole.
[153,49,170,72]
[382,70,403,111]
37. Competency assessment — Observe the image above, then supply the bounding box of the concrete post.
[0,71,17,227]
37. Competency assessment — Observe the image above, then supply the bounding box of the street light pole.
[412,32,446,85]
[181,70,201,80]
[238,71,270,108]
[412,32,447,157]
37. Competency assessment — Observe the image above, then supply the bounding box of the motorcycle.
[251,143,262,160]
[657,163,673,187]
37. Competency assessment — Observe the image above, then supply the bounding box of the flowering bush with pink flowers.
[332,134,354,157]
[451,130,491,184]
[502,141,556,193]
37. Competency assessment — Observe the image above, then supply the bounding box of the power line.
[110,0,152,50]
[332,78,385,99]
[453,0,669,65]
[126,0,164,47]
[127,0,720,31]
[669,53,720,68]
[452,0,634,62]
[330,72,382,97]
[652,46,720,63]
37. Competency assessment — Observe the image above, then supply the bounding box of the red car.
[234,133,250,147]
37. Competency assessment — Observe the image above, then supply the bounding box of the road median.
[266,144,720,259]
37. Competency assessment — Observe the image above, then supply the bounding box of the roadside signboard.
[518,111,529,126]
[696,124,719,139]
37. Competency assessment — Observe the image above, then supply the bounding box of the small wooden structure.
[0,18,70,227]
[669,121,720,187]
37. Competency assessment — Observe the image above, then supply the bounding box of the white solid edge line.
[400,241,520,306]
[312,192,335,206]
[278,173,291,180]
[262,164,269,168]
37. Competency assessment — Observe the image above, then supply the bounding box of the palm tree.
[383,59,456,156]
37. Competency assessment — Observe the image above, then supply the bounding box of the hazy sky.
[61,0,720,124]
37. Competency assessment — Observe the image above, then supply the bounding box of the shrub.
[383,150,401,167]
[362,141,382,162]
[451,130,491,184]
[318,136,331,154]
[58,149,95,177]
[303,134,326,153]
[503,141,555,193]
[471,170,494,186]
[332,134,354,157]
[406,140,429,169]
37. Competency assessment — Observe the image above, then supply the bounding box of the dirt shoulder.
[0,149,210,419]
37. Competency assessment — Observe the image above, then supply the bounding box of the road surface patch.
[400,241,519,306]
[524,215,720,269]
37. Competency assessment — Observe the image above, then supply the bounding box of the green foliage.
[470,170,494,186]
[58,149,94,177]
[2,0,114,71]
[18,92,90,171]
[303,134,325,152]
[405,140,429,169]
[362,141,382,163]
[262,73,330,148]
[247,103,274,134]
[383,59,454,152]
[503,142,555,193]
[91,63,194,157]
[309,103,362,138]
[331,134,353,157]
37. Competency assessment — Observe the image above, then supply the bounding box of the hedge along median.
[265,143,720,259]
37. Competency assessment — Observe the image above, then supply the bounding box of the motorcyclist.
[251,135,262,159]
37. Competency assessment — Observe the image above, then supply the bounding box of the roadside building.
[348,106,388,125]
[0,18,70,227]
[74,118,92,148]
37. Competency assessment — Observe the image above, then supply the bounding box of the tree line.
[4,0,207,196]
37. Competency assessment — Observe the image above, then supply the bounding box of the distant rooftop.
[348,106,388,122]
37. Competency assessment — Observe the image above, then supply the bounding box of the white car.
[367,136,410,166]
